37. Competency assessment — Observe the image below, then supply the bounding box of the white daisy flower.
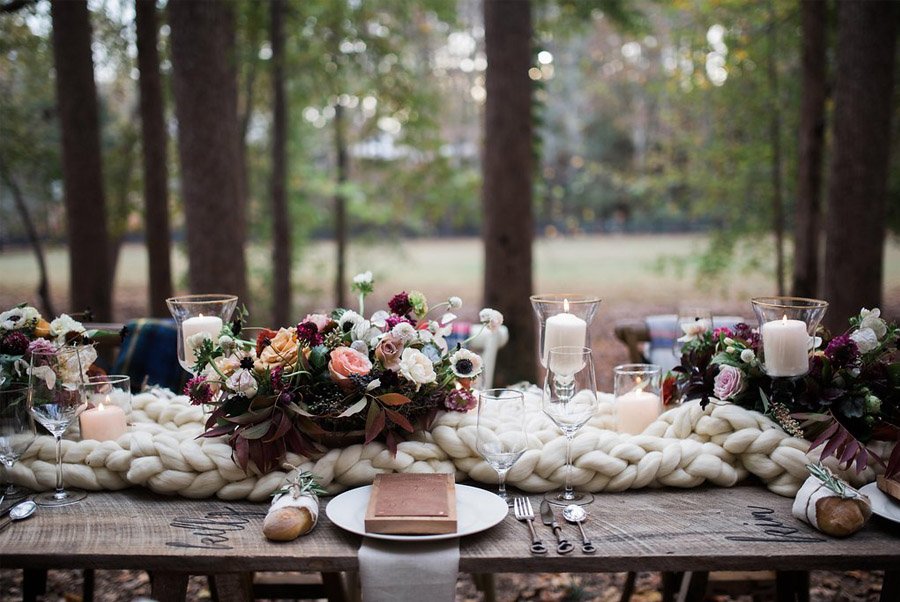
[449,348,483,378]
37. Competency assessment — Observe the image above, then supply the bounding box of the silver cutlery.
[0,499,36,532]
[563,504,596,554]
[540,500,574,554]
[513,497,547,555]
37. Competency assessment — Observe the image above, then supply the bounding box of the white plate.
[860,482,900,525]
[326,483,509,542]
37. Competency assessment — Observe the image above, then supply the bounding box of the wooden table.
[1,484,898,601]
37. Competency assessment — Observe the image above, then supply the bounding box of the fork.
[513,497,548,555]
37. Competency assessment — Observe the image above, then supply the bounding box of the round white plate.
[860,483,900,525]
[326,483,509,542]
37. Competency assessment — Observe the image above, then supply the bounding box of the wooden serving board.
[364,473,457,534]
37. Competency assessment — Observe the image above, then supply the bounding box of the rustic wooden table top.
[1,484,898,574]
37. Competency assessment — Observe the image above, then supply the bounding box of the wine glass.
[542,346,598,505]
[0,385,37,500]
[28,345,92,506]
[166,294,238,374]
[475,389,527,506]
[673,306,713,357]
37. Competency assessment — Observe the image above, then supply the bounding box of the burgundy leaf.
[365,408,386,445]
[263,410,293,444]
[198,423,236,439]
[839,439,859,467]
[378,393,412,407]
[809,420,840,451]
[385,430,398,455]
[234,435,249,471]
[385,408,414,433]
[820,428,847,461]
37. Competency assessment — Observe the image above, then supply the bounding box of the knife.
[540,500,574,554]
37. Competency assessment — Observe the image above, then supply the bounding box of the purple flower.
[733,323,760,350]
[184,375,213,406]
[444,388,477,412]
[385,314,413,331]
[824,334,860,369]
[27,338,57,357]
[0,331,30,355]
[713,365,746,400]
[296,321,323,347]
[388,292,412,317]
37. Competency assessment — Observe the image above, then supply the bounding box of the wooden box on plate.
[364,473,457,535]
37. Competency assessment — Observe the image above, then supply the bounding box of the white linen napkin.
[358,536,460,602]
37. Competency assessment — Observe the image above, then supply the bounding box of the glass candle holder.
[166,294,238,374]
[614,363,662,435]
[750,296,828,378]
[530,294,601,369]
[80,375,131,442]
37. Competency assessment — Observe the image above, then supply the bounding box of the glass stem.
[497,469,508,498]
[54,434,65,496]
[564,433,574,497]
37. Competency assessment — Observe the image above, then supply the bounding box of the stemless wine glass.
[0,385,37,500]
[673,306,713,357]
[80,375,132,442]
[166,294,238,374]
[475,389,527,506]
[28,345,92,506]
[542,346,598,506]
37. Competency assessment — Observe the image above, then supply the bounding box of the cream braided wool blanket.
[8,386,878,501]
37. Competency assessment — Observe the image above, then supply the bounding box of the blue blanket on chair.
[112,318,186,393]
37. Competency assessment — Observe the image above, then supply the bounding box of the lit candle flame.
[563,298,570,313]
[782,315,788,322]
[98,403,106,412]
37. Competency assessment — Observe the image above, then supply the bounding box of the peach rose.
[374,334,404,371]
[254,327,299,372]
[329,346,372,391]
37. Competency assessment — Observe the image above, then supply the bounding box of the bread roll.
[263,490,319,542]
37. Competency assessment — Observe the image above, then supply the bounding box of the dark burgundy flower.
[388,292,412,317]
[184,375,213,406]
[385,314,413,330]
[1,331,30,355]
[824,334,860,370]
[296,321,323,347]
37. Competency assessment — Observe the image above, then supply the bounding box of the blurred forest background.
[0,0,898,386]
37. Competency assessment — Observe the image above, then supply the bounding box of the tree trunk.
[135,0,173,317]
[792,0,828,299]
[767,1,785,296]
[168,0,248,305]
[334,103,348,308]
[482,0,536,385]
[50,0,112,320]
[0,153,54,316]
[822,0,897,330]
[270,0,291,325]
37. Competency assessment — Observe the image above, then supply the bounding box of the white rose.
[398,348,436,391]
[49,314,86,342]
[392,322,417,343]
[850,328,879,353]
[226,368,258,398]
[0,306,40,331]
[859,308,887,339]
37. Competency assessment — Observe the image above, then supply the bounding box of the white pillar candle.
[182,314,223,364]
[80,402,127,441]
[615,390,662,435]
[543,301,587,367]
[761,316,810,377]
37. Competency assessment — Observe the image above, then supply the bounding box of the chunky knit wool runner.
[9,386,879,501]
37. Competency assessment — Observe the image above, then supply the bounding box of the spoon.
[0,500,37,532]
[563,504,596,554]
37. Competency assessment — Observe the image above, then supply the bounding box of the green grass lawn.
[1,234,899,321]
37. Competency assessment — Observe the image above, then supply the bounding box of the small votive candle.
[614,364,663,435]
[80,398,127,441]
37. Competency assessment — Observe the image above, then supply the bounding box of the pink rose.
[374,334,404,371]
[329,346,372,391]
[304,313,333,331]
[713,365,746,400]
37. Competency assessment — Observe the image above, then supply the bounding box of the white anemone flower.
[449,349,483,378]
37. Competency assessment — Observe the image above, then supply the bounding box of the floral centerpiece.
[187,272,502,472]
[668,308,900,478]
[0,304,104,390]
